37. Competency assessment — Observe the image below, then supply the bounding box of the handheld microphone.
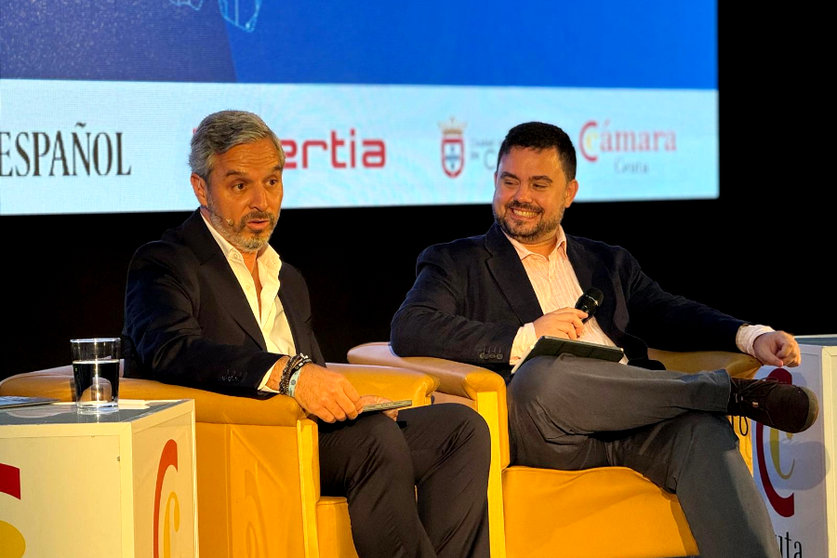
[575,287,604,323]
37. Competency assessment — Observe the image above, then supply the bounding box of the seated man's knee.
[680,412,736,437]
[352,413,414,469]
[629,412,740,493]
[508,355,557,400]
[443,403,491,457]
[668,412,739,456]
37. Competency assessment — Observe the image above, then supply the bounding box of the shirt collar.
[199,211,282,273]
[503,226,568,261]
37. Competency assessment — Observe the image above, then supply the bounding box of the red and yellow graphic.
[755,367,796,518]
[0,463,25,558]
[153,439,181,558]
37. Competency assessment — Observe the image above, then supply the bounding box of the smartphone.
[361,399,413,413]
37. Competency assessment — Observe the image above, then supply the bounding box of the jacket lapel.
[566,236,620,340]
[277,268,308,356]
[566,238,595,297]
[179,211,268,350]
[484,224,544,324]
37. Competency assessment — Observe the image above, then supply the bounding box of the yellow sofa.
[347,342,760,558]
[0,362,438,558]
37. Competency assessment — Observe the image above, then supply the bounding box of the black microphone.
[575,287,603,323]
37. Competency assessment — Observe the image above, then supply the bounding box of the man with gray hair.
[123,110,491,557]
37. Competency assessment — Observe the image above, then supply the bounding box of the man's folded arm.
[619,252,744,353]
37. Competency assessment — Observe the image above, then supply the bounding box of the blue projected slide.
[0,0,718,215]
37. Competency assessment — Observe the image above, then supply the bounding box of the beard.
[493,201,563,244]
[206,201,277,253]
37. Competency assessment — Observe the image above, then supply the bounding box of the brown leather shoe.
[728,378,819,433]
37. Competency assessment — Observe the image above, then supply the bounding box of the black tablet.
[511,336,624,374]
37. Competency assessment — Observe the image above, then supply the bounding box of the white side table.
[752,334,836,557]
[0,399,198,558]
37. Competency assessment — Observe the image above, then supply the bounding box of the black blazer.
[122,210,324,396]
[391,223,743,378]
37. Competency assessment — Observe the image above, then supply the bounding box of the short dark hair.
[496,121,577,180]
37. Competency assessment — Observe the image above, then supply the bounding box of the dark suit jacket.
[390,223,744,379]
[122,210,324,396]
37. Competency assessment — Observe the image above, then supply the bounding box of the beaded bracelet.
[278,356,298,395]
[279,353,312,395]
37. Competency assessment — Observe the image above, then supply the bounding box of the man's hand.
[533,308,588,340]
[289,362,363,422]
[753,331,801,367]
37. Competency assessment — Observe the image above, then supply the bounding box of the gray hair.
[189,110,284,179]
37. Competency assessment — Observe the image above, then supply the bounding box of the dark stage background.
[1,9,832,379]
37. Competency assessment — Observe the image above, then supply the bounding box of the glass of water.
[70,337,121,414]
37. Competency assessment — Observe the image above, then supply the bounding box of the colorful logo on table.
[755,367,798,518]
[0,463,25,558]
[154,439,181,558]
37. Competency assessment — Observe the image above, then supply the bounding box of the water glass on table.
[70,337,121,414]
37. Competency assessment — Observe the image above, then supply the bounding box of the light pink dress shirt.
[506,227,771,368]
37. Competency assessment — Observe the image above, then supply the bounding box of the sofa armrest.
[327,362,439,406]
[648,349,761,378]
[0,362,438,426]
[0,368,307,426]
[347,342,505,399]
